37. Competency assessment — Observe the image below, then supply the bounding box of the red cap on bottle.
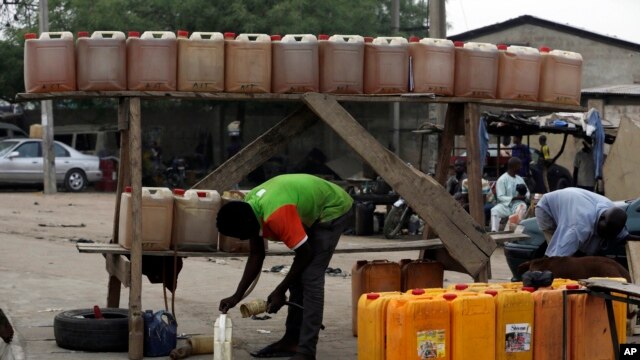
[128,31,140,38]
[566,284,580,290]
[364,36,374,43]
[270,35,282,41]
[367,293,381,300]
[224,32,236,39]
[318,34,329,40]
[455,284,468,291]
[173,188,185,196]
[454,41,464,48]
[443,293,457,301]
[177,30,189,38]
[197,191,207,198]
[124,186,132,193]
[24,33,37,40]
[409,36,420,43]
[412,289,426,295]
[485,290,498,297]
[77,31,89,38]
[522,287,535,293]
[539,46,551,53]
[497,44,508,50]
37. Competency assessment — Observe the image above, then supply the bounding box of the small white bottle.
[214,314,233,360]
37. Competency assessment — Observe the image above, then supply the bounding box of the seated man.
[536,187,640,256]
[490,157,529,232]
[459,177,495,224]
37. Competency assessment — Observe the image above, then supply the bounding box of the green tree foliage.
[0,0,428,101]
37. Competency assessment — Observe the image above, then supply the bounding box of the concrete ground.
[0,191,557,359]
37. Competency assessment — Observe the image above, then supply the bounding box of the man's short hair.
[216,201,260,240]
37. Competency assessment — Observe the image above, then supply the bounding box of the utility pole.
[391,0,401,155]
[39,0,56,194]
[428,0,446,173]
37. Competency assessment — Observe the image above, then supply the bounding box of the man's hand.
[267,288,287,314]
[219,294,242,314]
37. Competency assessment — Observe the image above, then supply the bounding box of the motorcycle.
[164,157,186,189]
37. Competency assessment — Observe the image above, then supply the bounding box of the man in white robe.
[491,157,529,232]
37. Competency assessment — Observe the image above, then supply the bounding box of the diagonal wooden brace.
[303,93,496,278]
[192,106,318,191]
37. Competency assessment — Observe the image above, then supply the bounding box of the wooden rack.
[16,91,583,358]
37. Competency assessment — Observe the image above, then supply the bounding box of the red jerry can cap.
[124,186,132,193]
[408,36,420,43]
[566,284,580,290]
[443,293,457,301]
[521,287,535,293]
[367,293,381,300]
[539,46,551,53]
[454,284,468,291]
[412,289,426,295]
[485,290,498,297]
[128,31,140,38]
[497,44,508,50]
[270,35,282,41]
[454,41,464,47]
[77,31,89,38]
[364,36,374,43]
[173,188,186,196]
[24,33,37,40]
[318,34,329,40]
[224,32,236,39]
[197,191,207,198]
[177,30,189,38]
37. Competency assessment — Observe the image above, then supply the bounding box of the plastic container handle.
[331,34,365,43]
[91,31,126,40]
[141,31,177,40]
[237,33,271,42]
[190,32,223,41]
[154,310,176,325]
[40,32,74,40]
[218,314,227,342]
[282,34,317,43]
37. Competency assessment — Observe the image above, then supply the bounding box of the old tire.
[64,169,87,192]
[54,308,128,352]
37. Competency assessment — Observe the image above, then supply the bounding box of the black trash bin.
[503,240,545,281]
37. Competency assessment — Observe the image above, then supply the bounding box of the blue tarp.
[586,109,605,179]
[479,116,490,173]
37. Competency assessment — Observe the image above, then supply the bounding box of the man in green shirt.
[217,174,353,360]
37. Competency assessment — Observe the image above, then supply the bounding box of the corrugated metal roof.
[581,84,640,96]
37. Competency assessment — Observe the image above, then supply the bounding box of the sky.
[446,0,640,44]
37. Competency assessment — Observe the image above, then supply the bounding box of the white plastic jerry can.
[214,313,233,360]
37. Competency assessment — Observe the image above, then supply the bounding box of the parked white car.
[0,139,102,192]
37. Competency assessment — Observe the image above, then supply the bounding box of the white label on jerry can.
[505,323,531,352]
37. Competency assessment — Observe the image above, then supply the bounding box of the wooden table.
[16,91,581,358]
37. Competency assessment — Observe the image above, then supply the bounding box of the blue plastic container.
[142,310,177,357]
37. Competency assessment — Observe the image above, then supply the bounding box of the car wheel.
[54,308,128,352]
[64,169,87,192]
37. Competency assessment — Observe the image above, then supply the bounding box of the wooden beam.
[128,97,144,359]
[464,103,485,226]
[112,98,131,244]
[192,106,318,191]
[14,91,586,112]
[106,254,131,288]
[303,93,496,278]
[435,104,462,185]
[627,242,640,284]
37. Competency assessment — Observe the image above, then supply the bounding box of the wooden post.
[107,98,130,308]
[128,97,144,359]
[304,93,495,278]
[464,103,484,225]
[192,107,318,191]
[463,103,491,281]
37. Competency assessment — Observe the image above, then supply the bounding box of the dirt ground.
[0,191,515,359]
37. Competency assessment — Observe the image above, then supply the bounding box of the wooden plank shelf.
[78,232,527,257]
[15,91,586,112]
